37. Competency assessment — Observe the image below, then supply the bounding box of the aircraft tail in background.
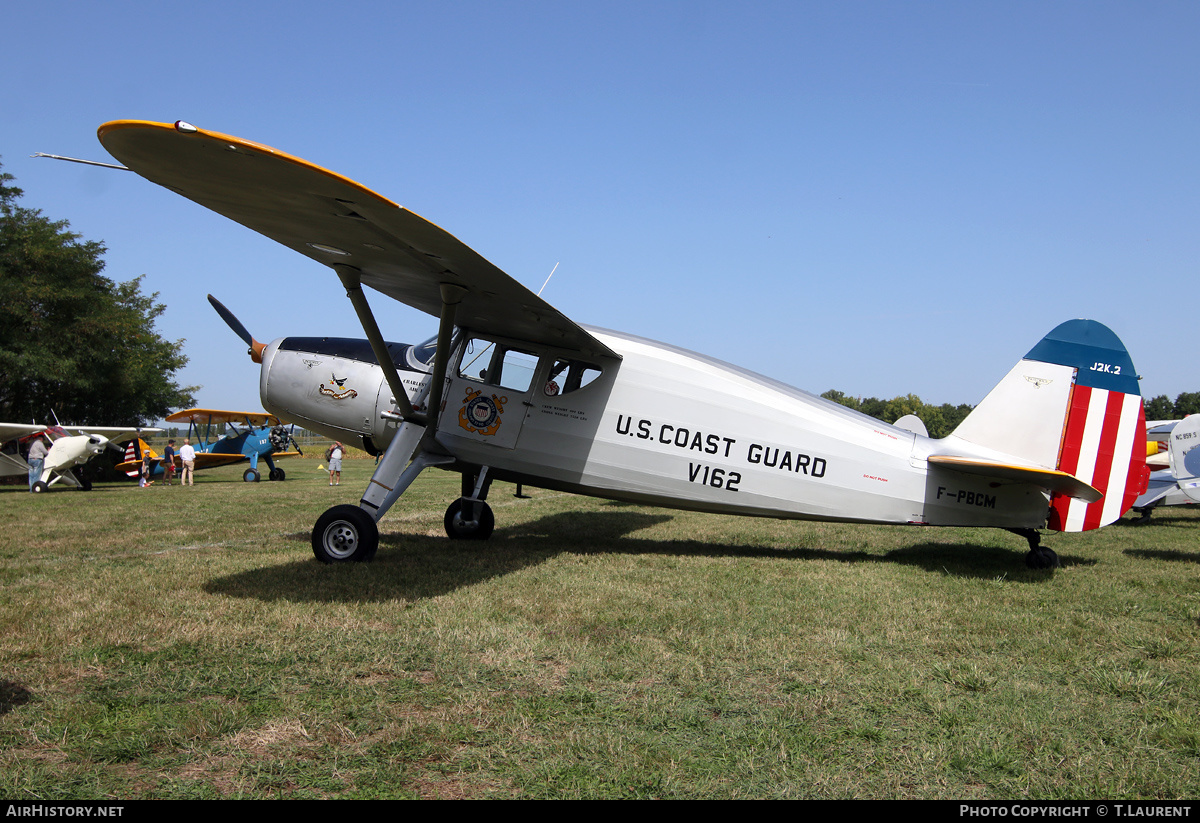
[119,438,158,478]
[944,319,1148,532]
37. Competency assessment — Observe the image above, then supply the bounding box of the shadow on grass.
[1124,547,1200,564]
[1111,513,1200,529]
[0,681,33,715]
[206,509,1062,603]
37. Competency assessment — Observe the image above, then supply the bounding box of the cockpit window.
[495,348,539,392]
[458,338,495,381]
[544,359,602,396]
[409,334,438,369]
[457,337,541,393]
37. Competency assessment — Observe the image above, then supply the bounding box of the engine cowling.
[258,336,431,455]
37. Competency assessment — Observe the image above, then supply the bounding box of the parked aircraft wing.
[165,408,284,427]
[98,120,619,362]
[64,426,161,442]
[0,423,46,442]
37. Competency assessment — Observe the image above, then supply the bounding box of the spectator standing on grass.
[162,439,176,486]
[328,441,343,486]
[179,438,196,486]
[27,434,48,491]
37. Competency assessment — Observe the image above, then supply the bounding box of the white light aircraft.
[0,423,159,492]
[1129,416,1200,522]
[98,120,1149,568]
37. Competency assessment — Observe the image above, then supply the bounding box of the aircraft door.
[440,338,541,450]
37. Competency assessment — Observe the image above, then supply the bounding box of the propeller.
[268,424,304,456]
[207,294,267,363]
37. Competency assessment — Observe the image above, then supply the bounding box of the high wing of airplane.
[1,422,160,492]
[1129,416,1200,522]
[100,120,1149,569]
[117,408,301,482]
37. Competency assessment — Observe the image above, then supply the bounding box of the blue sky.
[6,1,1198,417]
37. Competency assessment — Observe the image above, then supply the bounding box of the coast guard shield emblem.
[459,388,507,436]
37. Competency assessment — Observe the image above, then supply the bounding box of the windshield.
[410,334,438,368]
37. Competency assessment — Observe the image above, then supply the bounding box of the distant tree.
[0,161,197,425]
[820,389,858,410]
[1173,392,1200,418]
[819,390,976,439]
[1144,394,1175,420]
[936,403,974,436]
[857,396,889,420]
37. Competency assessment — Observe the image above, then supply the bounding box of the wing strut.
[419,282,466,451]
[335,265,421,423]
[346,275,468,525]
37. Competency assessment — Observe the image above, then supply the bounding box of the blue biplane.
[119,408,302,482]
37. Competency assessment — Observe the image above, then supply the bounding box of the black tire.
[444,498,495,540]
[269,468,285,481]
[77,475,92,491]
[31,481,49,494]
[312,505,379,563]
[243,468,261,483]
[1025,546,1060,570]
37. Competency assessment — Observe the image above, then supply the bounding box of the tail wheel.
[1025,546,1060,569]
[312,505,379,563]
[444,498,495,540]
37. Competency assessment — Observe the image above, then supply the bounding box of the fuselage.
[258,327,1050,529]
[45,435,105,472]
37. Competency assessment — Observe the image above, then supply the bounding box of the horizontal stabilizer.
[928,455,1102,503]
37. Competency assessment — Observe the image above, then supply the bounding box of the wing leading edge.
[98,120,618,362]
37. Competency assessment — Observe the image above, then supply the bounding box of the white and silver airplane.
[1129,416,1200,522]
[98,120,1149,568]
[0,422,158,492]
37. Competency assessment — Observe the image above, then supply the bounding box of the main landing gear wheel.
[243,468,260,483]
[268,468,285,481]
[31,481,48,493]
[444,498,495,540]
[312,505,378,563]
[1010,528,1060,569]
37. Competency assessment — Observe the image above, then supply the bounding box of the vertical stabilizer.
[122,438,158,478]
[948,320,1147,532]
[1034,321,1147,531]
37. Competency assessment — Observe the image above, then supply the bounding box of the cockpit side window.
[493,347,539,392]
[544,359,602,396]
[457,338,541,393]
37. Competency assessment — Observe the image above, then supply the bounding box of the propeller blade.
[207,294,267,363]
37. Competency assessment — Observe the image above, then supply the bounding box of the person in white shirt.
[179,438,197,486]
[328,442,343,486]
[27,435,48,491]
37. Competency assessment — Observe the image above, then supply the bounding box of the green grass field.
[2,457,1198,799]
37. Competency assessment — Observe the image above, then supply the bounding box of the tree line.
[821,390,1200,439]
[819,391,974,439]
[0,161,196,426]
